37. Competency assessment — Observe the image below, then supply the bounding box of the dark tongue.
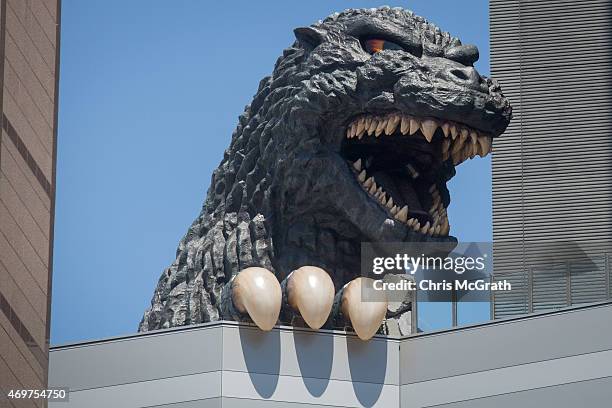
[371,170,423,212]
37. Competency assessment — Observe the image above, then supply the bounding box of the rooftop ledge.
[48,301,612,408]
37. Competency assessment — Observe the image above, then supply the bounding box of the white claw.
[341,277,388,341]
[287,266,335,330]
[233,267,282,331]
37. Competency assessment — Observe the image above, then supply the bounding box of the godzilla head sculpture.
[140,7,511,340]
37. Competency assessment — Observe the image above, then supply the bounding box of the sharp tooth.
[367,119,378,135]
[462,143,472,161]
[350,123,357,138]
[442,122,450,137]
[471,143,478,159]
[431,203,442,215]
[365,117,372,130]
[381,196,387,205]
[432,212,440,225]
[467,142,477,159]
[385,114,400,135]
[364,177,374,188]
[428,225,435,235]
[400,115,410,134]
[358,170,366,182]
[434,225,441,236]
[353,159,362,171]
[421,119,437,142]
[368,182,377,194]
[413,221,421,231]
[420,221,430,234]
[460,127,469,142]
[442,138,451,154]
[375,119,387,136]
[452,149,462,165]
[386,197,394,209]
[375,186,384,198]
[409,118,420,135]
[408,218,417,227]
[395,205,408,222]
[451,138,464,155]
[470,130,478,145]
[441,219,450,235]
[356,118,365,137]
[450,123,458,139]
[478,136,491,157]
[346,128,352,139]
[390,206,399,216]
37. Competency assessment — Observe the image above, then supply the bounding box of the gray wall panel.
[400,349,612,408]
[222,325,399,386]
[221,370,399,407]
[49,371,222,408]
[428,376,612,408]
[400,303,612,385]
[49,325,222,391]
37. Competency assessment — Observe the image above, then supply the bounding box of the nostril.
[450,68,470,81]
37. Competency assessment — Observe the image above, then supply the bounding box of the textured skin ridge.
[139,6,511,332]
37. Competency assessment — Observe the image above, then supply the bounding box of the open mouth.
[341,112,492,237]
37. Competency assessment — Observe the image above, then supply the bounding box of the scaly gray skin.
[139,7,511,333]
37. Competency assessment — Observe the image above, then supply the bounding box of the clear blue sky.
[51,0,491,344]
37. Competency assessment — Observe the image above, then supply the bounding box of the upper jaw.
[346,111,493,165]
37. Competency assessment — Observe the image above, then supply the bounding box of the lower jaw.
[350,159,450,237]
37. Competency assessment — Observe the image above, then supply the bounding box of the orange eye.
[364,38,404,54]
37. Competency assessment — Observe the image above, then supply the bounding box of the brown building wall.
[0,0,60,406]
